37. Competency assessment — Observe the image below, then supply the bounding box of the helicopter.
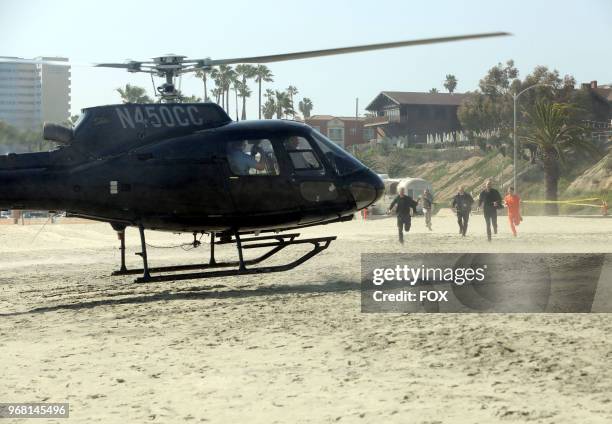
[0,32,508,283]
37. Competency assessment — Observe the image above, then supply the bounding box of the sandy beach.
[1,212,612,423]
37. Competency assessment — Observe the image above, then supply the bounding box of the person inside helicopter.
[283,136,324,175]
[227,140,268,175]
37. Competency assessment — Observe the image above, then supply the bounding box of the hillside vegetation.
[355,145,611,214]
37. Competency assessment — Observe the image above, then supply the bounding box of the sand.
[1,212,612,423]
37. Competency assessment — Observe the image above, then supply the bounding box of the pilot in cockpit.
[284,136,318,170]
[228,140,266,175]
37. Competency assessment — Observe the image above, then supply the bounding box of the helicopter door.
[225,139,299,215]
[282,136,352,223]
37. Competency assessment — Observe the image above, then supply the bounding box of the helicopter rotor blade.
[205,32,510,65]
[94,63,134,69]
[95,61,156,68]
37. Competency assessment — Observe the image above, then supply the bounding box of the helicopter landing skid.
[112,227,336,283]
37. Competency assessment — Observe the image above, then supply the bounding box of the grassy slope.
[362,147,610,214]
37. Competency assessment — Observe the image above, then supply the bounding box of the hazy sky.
[1,0,611,118]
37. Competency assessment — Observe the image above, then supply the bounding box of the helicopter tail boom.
[0,153,58,210]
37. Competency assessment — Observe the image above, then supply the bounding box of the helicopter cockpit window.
[227,139,279,176]
[283,136,325,176]
[310,130,366,176]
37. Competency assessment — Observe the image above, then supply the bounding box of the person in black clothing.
[478,179,503,241]
[451,185,474,236]
[387,188,418,244]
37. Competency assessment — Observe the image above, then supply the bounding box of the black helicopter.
[0,32,508,282]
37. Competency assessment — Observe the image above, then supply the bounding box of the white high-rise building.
[0,57,71,130]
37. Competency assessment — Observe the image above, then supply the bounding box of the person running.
[420,188,434,231]
[503,186,522,237]
[478,179,503,242]
[451,185,474,236]
[387,187,418,244]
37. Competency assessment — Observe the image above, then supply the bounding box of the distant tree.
[428,88,439,94]
[224,66,236,113]
[116,84,153,103]
[237,81,252,120]
[522,101,600,215]
[444,74,458,93]
[211,68,223,106]
[235,64,257,120]
[194,68,212,101]
[478,60,520,97]
[262,89,276,119]
[180,94,202,103]
[211,65,235,112]
[458,60,525,140]
[286,85,299,118]
[210,87,222,104]
[274,90,294,119]
[298,98,313,118]
[254,65,274,119]
[229,71,240,120]
[0,121,49,153]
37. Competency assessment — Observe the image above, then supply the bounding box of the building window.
[328,127,344,144]
[384,108,399,117]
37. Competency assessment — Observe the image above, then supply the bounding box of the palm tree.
[228,71,240,120]
[116,84,153,103]
[210,68,223,107]
[274,90,294,119]
[218,65,235,112]
[444,74,458,93]
[286,85,298,118]
[211,65,234,112]
[262,89,276,119]
[237,81,252,120]
[522,101,600,215]
[298,98,313,118]
[210,87,222,104]
[429,88,439,94]
[194,68,212,101]
[254,65,274,119]
[236,64,257,120]
[226,67,236,113]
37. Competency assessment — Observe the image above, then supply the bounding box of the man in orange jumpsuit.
[504,186,522,236]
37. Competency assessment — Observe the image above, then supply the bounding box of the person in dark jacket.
[451,185,474,236]
[387,188,418,244]
[478,179,503,241]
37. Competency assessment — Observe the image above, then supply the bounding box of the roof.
[366,91,467,111]
[307,115,365,121]
[592,87,612,103]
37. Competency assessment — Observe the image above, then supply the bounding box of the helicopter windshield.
[310,130,367,176]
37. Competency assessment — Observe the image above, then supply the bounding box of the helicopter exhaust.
[43,122,74,145]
